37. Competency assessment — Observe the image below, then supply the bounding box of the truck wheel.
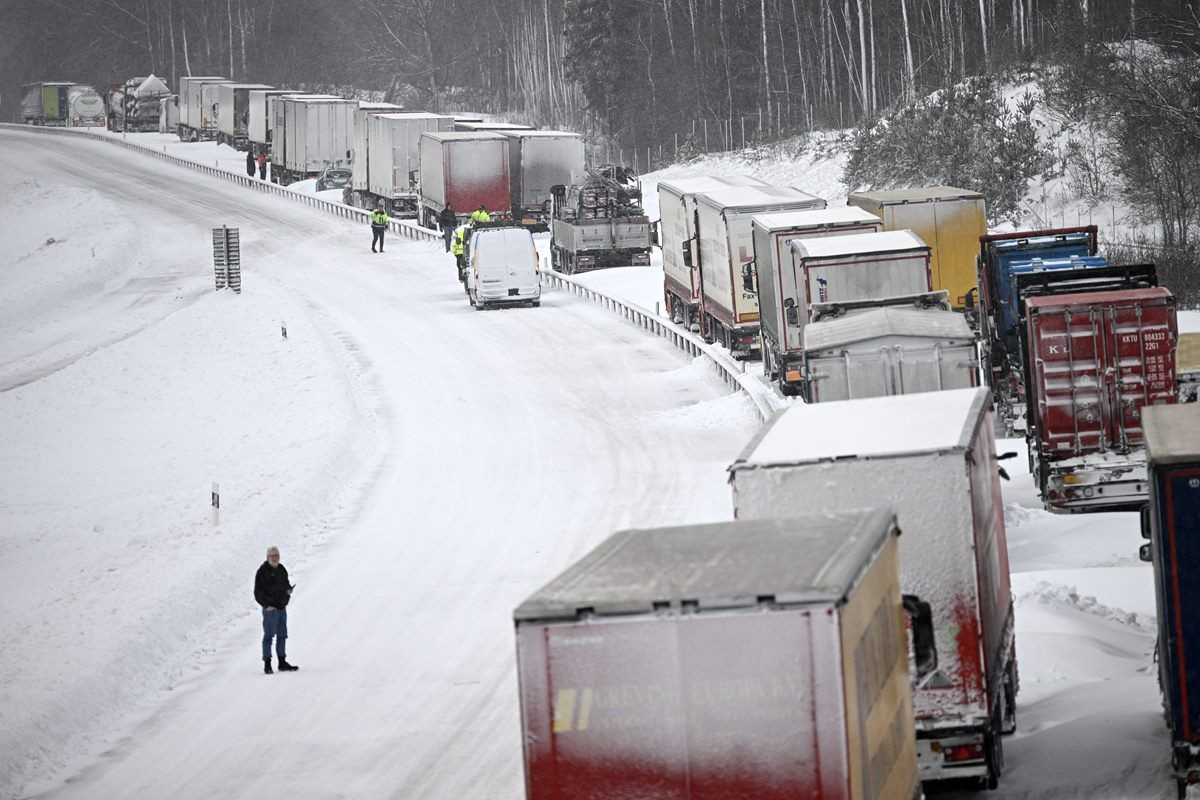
[778,377,799,397]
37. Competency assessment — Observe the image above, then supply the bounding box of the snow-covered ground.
[1,125,1197,800]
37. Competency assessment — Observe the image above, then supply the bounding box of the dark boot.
[278,658,299,672]
[264,659,273,675]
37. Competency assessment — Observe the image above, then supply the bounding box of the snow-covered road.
[1,128,756,799]
[2,126,1191,800]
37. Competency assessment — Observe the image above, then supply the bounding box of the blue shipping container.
[1142,403,1200,798]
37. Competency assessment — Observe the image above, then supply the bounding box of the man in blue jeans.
[254,546,299,674]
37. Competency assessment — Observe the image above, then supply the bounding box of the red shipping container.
[1025,286,1177,511]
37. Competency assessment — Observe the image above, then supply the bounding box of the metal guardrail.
[3,123,780,418]
[541,270,781,421]
[0,123,438,243]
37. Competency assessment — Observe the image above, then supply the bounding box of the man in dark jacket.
[254,546,298,674]
[245,150,255,177]
[438,204,457,252]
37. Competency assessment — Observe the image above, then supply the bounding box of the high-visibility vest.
[452,227,467,255]
[371,210,388,226]
[470,209,491,223]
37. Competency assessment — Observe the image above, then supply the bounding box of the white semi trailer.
[692,185,825,359]
[657,175,767,331]
[753,207,884,393]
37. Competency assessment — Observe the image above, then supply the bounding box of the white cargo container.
[804,297,978,402]
[348,111,451,216]
[753,207,883,392]
[272,96,355,185]
[786,230,932,366]
[693,185,825,359]
[729,386,1017,790]
[177,76,229,141]
[246,89,297,155]
[657,175,768,331]
[498,130,585,221]
[158,94,179,134]
[347,102,403,195]
[216,83,273,149]
[266,93,340,164]
[418,132,511,228]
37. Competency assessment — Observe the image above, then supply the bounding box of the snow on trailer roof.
[223,83,274,89]
[1144,404,1200,465]
[791,229,928,260]
[495,129,582,138]
[695,185,824,211]
[850,185,984,203]
[733,387,989,467]
[513,510,898,622]
[375,112,451,120]
[421,131,508,142]
[657,174,768,196]
[752,206,881,231]
[357,101,403,110]
[803,306,973,352]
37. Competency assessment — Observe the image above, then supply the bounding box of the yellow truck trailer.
[848,186,986,308]
[1178,331,1200,403]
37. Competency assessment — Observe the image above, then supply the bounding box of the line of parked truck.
[516,383,1018,797]
[515,177,1200,796]
[657,175,1193,518]
[24,73,653,270]
[163,75,655,266]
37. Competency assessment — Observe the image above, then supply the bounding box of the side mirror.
[1140,504,1152,540]
[997,451,1018,461]
[903,594,938,681]
[682,247,692,268]
[964,287,977,309]
[1139,543,1153,563]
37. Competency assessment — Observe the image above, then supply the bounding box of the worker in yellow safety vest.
[370,204,389,253]
[470,205,491,224]
[453,225,470,283]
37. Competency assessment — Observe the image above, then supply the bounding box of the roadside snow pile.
[1016,579,1152,629]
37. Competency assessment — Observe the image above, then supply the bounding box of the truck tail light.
[943,743,986,763]
[785,370,803,382]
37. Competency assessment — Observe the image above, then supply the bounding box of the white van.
[467,227,541,309]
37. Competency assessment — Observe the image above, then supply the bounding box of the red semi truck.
[417,131,511,228]
[1024,286,1178,512]
[514,511,934,800]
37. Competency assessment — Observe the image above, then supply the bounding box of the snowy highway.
[0,128,755,799]
[0,127,1191,799]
